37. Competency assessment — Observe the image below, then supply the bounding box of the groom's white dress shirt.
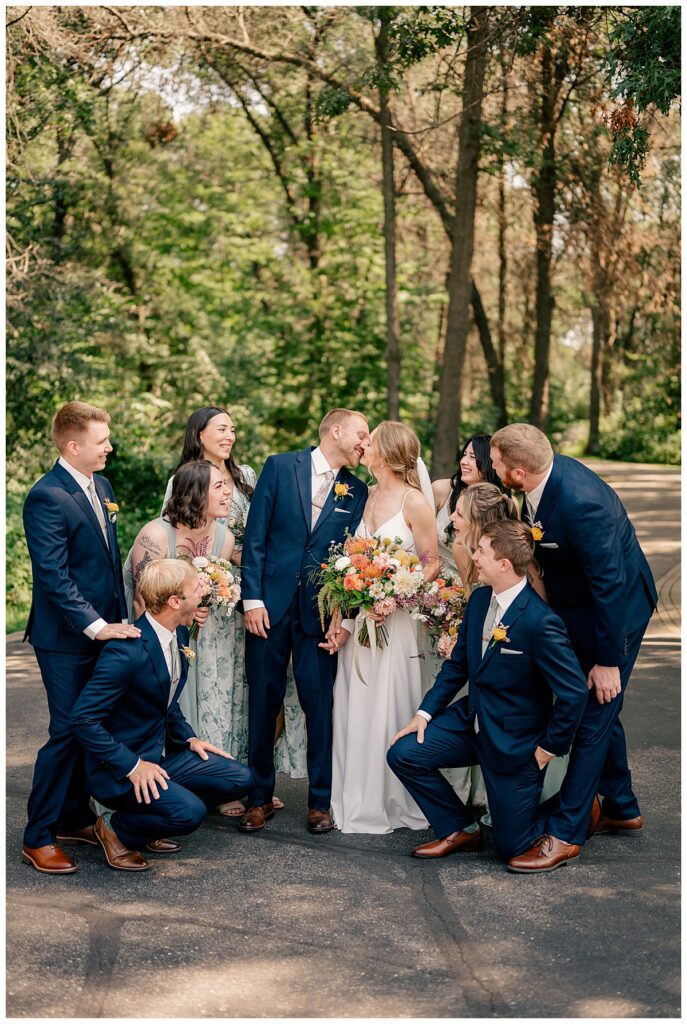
[243,447,336,613]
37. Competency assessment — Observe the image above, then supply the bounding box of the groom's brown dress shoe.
[411,828,482,858]
[593,805,644,837]
[95,815,150,871]
[21,844,78,874]
[145,838,182,854]
[56,824,98,847]
[586,795,602,839]
[307,809,335,834]
[238,803,275,832]
[507,834,580,873]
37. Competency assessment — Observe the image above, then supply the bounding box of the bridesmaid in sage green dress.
[160,408,307,815]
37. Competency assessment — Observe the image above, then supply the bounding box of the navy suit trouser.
[24,647,99,848]
[245,592,336,810]
[540,617,650,845]
[387,704,546,861]
[103,750,252,850]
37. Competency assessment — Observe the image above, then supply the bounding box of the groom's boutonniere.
[530,521,544,542]
[104,500,119,523]
[489,622,511,649]
[334,482,353,502]
[180,645,196,662]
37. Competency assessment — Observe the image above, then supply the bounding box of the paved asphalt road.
[6,461,680,1018]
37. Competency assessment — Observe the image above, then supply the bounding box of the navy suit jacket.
[529,455,657,671]
[70,614,195,801]
[241,447,368,634]
[23,461,128,653]
[420,583,588,772]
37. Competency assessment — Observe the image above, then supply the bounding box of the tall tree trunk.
[470,283,507,427]
[431,6,490,477]
[586,303,603,454]
[497,58,508,370]
[528,43,557,432]
[376,13,401,419]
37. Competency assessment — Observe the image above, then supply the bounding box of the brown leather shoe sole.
[95,826,150,872]
[21,850,78,874]
[594,818,644,837]
[411,832,482,858]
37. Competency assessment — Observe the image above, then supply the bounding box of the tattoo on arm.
[133,551,153,583]
[139,534,163,557]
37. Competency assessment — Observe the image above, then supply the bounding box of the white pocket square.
[539,542,559,549]
[334,508,351,514]
[500,649,524,655]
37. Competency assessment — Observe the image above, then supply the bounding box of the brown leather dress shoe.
[586,794,602,838]
[56,824,98,847]
[238,802,275,832]
[307,809,335,834]
[593,806,644,836]
[22,844,78,874]
[507,834,581,873]
[145,838,181,854]
[95,815,150,871]
[411,828,482,858]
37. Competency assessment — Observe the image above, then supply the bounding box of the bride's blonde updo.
[372,420,421,489]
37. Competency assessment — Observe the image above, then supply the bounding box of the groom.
[241,408,369,833]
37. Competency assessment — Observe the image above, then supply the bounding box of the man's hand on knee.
[129,760,170,804]
[188,737,232,760]
[390,713,427,748]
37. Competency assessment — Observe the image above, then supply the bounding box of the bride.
[326,421,440,834]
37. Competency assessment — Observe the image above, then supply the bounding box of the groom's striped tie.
[311,470,335,528]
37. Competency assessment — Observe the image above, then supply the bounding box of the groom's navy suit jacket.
[70,613,195,802]
[420,583,588,772]
[23,460,128,653]
[241,447,368,634]
[529,455,657,673]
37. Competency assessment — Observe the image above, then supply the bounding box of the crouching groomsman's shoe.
[411,827,482,858]
[507,834,580,873]
[56,824,98,847]
[591,799,643,837]
[95,815,150,872]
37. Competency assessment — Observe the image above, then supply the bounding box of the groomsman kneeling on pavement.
[70,559,252,871]
[387,520,589,873]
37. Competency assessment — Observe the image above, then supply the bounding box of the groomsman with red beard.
[489,424,657,872]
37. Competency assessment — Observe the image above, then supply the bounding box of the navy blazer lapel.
[476,584,533,674]
[138,613,171,701]
[533,455,562,529]
[93,476,118,561]
[174,625,191,696]
[295,448,314,530]
[468,588,490,670]
[53,462,110,554]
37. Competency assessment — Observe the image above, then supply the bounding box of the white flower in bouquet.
[368,581,387,601]
[192,556,210,570]
[392,566,423,598]
[334,556,352,571]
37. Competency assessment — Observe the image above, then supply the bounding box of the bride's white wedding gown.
[331,495,429,834]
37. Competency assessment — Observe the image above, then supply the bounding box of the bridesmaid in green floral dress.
[161,408,307,815]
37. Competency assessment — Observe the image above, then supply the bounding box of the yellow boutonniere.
[334,482,353,501]
[180,645,196,661]
[104,500,119,523]
[530,521,544,542]
[489,622,511,649]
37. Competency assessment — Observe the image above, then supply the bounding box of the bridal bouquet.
[417,574,466,658]
[188,555,241,640]
[314,534,426,649]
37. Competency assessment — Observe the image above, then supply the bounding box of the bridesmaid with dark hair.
[161,407,307,816]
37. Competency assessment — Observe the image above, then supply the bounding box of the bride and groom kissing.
[239,408,655,873]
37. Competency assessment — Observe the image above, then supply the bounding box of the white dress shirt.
[244,447,336,613]
[58,457,111,639]
[524,462,554,519]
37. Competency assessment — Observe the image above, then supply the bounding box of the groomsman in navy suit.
[240,408,369,833]
[388,520,588,870]
[490,424,657,872]
[70,560,252,871]
[21,401,140,874]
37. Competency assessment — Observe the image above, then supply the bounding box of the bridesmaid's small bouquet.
[227,511,247,546]
[313,534,426,649]
[188,555,241,640]
[417,574,466,658]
